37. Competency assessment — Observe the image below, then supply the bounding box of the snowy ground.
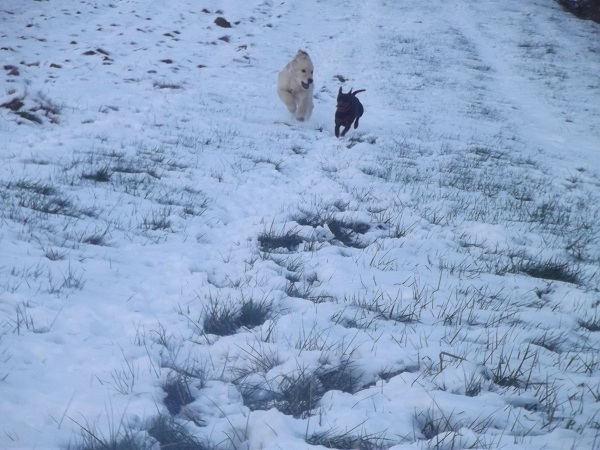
[1,0,600,448]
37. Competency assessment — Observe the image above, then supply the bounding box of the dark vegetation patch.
[306,429,390,450]
[11,179,58,196]
[315,359,361,394]
[579,315,600,332]
[163,375,195,416]
[2,92,62,124]
[32,93,62,123]
[16,111,43,124]
[153,81,182,89]
[258,228,304,252]
[203,297,273,336]
[518,258,580,284]
[147,414,208,450]
[274,368,323,418]
[557,0,600,23]
[1,97,24,111]
[292,206,373,249]
[327,219,370,248]
[4,64,20,76]
[237,360,360,419]
[214,17,232,28]
[81,168,111,183]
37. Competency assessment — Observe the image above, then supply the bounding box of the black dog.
[335,87,365,138]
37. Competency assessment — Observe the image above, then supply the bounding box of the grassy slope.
[1,0,599,448]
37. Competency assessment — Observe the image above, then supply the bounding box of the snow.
[1,0,599,448]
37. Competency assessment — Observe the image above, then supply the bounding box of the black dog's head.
[336,87,355,113]
[336,87,365,112]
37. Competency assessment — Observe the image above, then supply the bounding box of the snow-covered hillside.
[1,0,599,448]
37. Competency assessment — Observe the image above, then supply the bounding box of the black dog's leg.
[354,104,364,129]
[341,125,350,136]
[335,124,341,138]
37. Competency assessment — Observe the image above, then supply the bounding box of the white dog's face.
[292,50,314,90]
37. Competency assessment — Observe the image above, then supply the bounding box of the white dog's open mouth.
[301,81,311,89]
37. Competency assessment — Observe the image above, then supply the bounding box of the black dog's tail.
[351,89,366,96]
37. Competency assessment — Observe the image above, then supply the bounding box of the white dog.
[277,49,314,121]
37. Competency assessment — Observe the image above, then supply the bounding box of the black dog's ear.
[338,86,342,95]
[349,88,353,95]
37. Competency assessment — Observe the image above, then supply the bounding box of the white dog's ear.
[297,49,307,56]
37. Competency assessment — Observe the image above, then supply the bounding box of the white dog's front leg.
[295,94,313,121]
[278,89,297,114]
